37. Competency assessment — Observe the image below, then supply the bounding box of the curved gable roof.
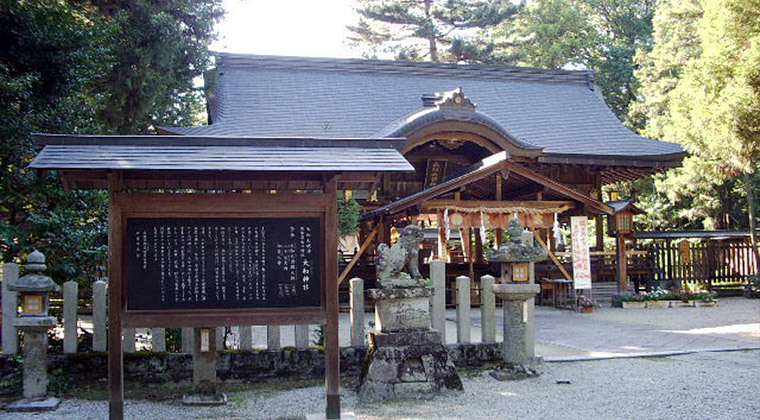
[162,53,684,161]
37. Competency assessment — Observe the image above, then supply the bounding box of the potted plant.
[578,296,596,313]
[620,293,646,309]
[693,291,718,307]
[645,288,671,308]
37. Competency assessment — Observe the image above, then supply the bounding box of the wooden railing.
[651,240,757,292]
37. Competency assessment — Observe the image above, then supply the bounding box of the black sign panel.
[126,217,320,310]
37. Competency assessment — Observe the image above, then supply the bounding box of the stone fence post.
[63,281,78,354]
[267,326,281,351]
[152,328,166,352]
[349,278,365,347]
[2,263,19,354]
[456,276,471,343]
[215,327,225,349]
[123,328,136,353]
[294,325,309,350]
[430,259,446,344]
[182,327,194,353]
[92,280,107,352]
[480,275,496,343]
[239,326,253,351]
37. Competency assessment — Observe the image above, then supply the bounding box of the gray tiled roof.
[162,54,684,159]
[30,144,413,172]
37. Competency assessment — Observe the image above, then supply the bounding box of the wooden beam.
[337,227,378,286]
[534,233,573,281]
[423,200,576,211]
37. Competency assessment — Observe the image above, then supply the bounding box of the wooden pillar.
[107,173,124,420]
[461,227,471,263]
[377,216,391,246]
[495,174,503,247]
[616,233,628,293]
[324,177,341,419]
[595,215,604,251]
[437,211,448,261]
[474,227,483,264]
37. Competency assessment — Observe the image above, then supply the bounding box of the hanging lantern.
[606,199,642,235]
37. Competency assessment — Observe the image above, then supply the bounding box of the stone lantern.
[486,218,547,372]
[7,250,61,412]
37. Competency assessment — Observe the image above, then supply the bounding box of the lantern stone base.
[493,284,540,366]
[6,397,60,412]
[359,286,462,402]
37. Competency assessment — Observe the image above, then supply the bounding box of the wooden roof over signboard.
[30,133,412,191]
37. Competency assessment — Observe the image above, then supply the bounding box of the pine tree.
[347,0,521,62]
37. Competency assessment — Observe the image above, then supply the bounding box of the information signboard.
[126,217,321,311]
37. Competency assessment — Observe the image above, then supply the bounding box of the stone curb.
[544,346,760,363]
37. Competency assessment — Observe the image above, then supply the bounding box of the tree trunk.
[744,172,760,270]
[424,0,438,62]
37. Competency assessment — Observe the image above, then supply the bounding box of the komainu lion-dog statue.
[376,225,425,285]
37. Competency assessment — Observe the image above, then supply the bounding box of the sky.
[211,0,359,58]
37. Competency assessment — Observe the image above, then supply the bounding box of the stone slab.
[370,330,441,347]
[493,283,540,301]
[13,317,56,329]
[181,393,227,406]
[374,295,431,332]
[394,381,434,396]
[6,397,60,412]
[368,287,433,300]
[305,411,356,420]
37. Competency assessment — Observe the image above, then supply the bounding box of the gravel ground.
[2,349,758,420]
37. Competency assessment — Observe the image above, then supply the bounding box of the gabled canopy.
[363,152,614,220]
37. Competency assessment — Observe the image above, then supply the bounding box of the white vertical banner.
[570,216,592,290]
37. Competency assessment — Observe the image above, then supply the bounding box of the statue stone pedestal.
[358,286,462,401]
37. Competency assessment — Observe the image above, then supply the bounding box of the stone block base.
[489,362,542,381]
[305,412,356,420]
[368,287,433,332]
[6,397,60,412]
[358,330,462,402]
[181,393,227,406]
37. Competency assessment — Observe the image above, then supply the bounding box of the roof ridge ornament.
[421,87,477,110]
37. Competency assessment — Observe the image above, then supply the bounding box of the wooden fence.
[651,240,757,292]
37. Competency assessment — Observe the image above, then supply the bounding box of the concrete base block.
[181,393,227,406]
[6,397,60,412]
[305,412,356,420]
